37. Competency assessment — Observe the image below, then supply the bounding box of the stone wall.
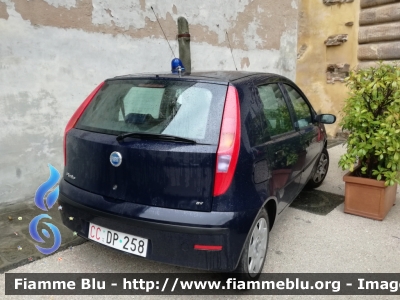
[358,0,400,68]
[0,0,299,204]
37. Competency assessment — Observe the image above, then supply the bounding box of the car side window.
[257,84,293,137]
[283,84,313,129]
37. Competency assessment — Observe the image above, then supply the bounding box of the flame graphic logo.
[29,164,62,255]
[29,214,61,255]
[34,164,60,211]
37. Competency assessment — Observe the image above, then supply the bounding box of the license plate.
[88,223,148,257]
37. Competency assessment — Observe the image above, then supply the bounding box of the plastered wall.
[296,0,360,137]
[296,0,400,137]
[0,0,299,204]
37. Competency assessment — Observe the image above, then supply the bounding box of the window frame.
[255,82,297,140]
[279,82,317,131]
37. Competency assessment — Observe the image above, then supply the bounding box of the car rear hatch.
[64,78,228,212]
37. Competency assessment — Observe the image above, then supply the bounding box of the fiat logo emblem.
[110,152,122,167]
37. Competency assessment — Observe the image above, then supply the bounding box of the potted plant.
[338,62,400,220]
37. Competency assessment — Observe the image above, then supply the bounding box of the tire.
[306,147,329,189]
[235,209,270,281]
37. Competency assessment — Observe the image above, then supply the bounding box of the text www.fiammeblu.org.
[122,278,340,292]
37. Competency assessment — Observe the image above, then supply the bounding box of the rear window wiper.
[116,132,197,144]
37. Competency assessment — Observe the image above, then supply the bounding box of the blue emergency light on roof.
[171,58,185,74]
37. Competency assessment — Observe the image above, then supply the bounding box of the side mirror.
[316,114,336,124]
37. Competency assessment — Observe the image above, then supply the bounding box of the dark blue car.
[59,71,335,279]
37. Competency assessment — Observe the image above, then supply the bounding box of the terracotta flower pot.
[343,170,397,221]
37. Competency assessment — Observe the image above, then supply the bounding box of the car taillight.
[63,82,105,166]
[213,85,241,196]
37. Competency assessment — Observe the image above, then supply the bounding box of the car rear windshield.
[75,79,228,144]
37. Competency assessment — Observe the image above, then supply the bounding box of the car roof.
[111,71,284,84]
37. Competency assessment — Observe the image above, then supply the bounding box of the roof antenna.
[226,31,238,71]
[151,6,176,58]
[151,6,185,74]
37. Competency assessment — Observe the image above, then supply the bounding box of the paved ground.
[2,138,400,299]
[0,201,85,273]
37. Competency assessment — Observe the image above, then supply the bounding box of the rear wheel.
[235,209,269,280]
[306,147,329,189]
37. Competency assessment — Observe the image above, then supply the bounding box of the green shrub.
[338,63,400,186]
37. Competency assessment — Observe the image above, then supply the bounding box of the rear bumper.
[58,180,257,271]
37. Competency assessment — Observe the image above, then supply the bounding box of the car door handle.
[275,150,284,156]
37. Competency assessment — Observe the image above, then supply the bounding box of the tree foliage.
[338,63,400,186]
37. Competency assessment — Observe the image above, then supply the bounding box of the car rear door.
[280,84,321,187]
[252,82,304,213]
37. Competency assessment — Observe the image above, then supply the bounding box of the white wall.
[0,0,299,204]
